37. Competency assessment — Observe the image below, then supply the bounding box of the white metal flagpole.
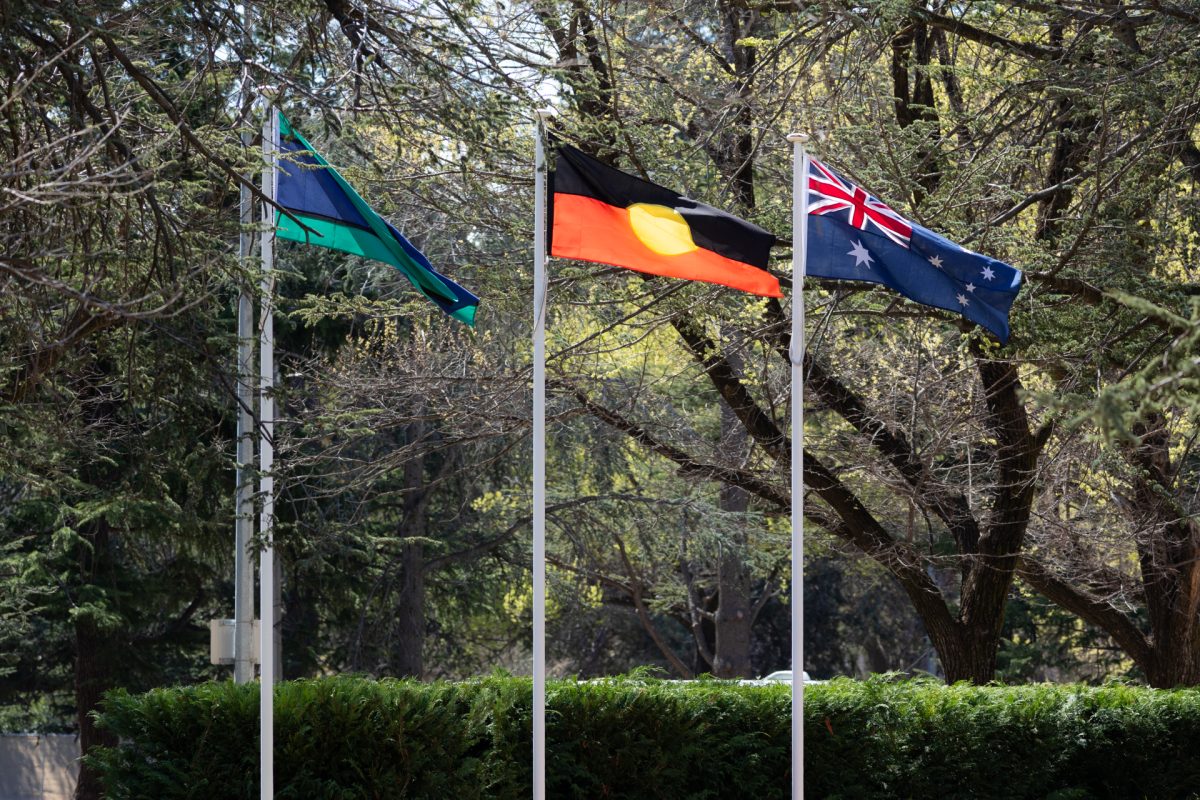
[233,0,256,688]
[788,131,810,800]
[531,107,553,800]
[259,103,279,800]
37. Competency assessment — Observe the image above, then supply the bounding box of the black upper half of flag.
[551,144,776,268]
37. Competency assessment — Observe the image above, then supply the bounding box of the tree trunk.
[394,538,425,678]
[1143,646,1200,689]
[930,624,1000,684]
[707,6,761,677]
[74,623,119,800]
[1143,644,1200,689]
[1134,538,1200,688]
[711,352,754,679]
[1130,418,1200,688]
[73,518,118,800]
[712,520,753,678]
[73,361,122,800]
[394,419,429,678]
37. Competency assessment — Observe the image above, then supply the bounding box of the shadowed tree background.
[2,0,1199,796]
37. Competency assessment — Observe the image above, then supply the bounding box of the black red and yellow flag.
[550,145,781,297]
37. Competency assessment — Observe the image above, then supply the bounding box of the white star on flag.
[981,266,995,281]
[966,283,976,293]
[957,293,970,307]
[928,254,943,269]
[847,240,873,268]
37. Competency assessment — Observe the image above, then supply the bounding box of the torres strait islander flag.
[550,145,781,297]
[805,157,1022,342]
[273,112,479,326]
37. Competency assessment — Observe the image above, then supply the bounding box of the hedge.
[92,676,1200,799]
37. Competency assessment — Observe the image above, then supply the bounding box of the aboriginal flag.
[550,145,781,297]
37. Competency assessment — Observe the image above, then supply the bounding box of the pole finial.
[535,107,556,122]
[256,86,279,115]
[787,132,810,144]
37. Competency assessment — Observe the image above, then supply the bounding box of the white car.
[738,670,821,686]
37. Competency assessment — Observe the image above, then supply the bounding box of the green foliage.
[1074,294,1200,444]
[995,587,1133,684]
[94,676,1200,800]
[94,676,786,799]
[808,678,1200,800]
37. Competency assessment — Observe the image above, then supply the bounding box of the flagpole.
[788,131,810,800]
[233,0,256,688]
[259,102,278,800]
[532,106,553,800]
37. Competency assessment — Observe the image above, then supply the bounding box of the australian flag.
[805,157,1022,343]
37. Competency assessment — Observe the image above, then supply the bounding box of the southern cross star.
[928,254,944,269]
[847,240,873,268]
[981,265,995,281]
[957,293,970,307]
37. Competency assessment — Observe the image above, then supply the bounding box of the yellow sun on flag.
[627,202,699,256]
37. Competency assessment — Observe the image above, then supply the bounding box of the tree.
[511,0,1200,683]
[0,0,509,793]
[0,3,258,794]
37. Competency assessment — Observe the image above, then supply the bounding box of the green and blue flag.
[274,112,478,326]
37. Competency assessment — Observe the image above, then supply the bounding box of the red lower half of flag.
[551,194,782,298]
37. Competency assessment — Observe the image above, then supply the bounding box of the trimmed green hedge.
[93,676,1200,799]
